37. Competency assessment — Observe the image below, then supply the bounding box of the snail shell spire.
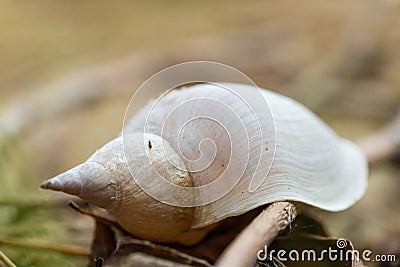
[41,161,116,210]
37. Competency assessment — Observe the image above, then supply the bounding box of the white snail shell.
[41,83,368,245]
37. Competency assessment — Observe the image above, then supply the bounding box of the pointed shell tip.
[40,178,62,191]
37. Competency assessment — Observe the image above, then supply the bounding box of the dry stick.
[357,111,400,164]
[0,237,89,257]
[215,201,297,267]
[68,200,123,231]
[122,253,194,267]
[116,238,213,267]
[0,249,17,267]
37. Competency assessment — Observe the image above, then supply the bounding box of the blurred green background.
[0,1,399,266]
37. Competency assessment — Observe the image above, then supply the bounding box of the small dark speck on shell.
[148,140,152,150]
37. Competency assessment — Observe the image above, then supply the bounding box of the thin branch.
[115,237,213,267]
[0,250,17,267]
[68,200,123,231]
[215,201,297,267]
[357,111,400,163]
[0,237,89,256]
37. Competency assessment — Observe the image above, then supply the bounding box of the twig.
[357,111,400,163]
[0,249,17,267]
[215,201,297,267]
[68,200,123,231]
[115,237,213,267]
[0,237,89,256]
[120,252,195,267]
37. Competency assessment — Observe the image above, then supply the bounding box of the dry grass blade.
[0,237,89,256]
[215,202,297,267]
[0,249,17,267]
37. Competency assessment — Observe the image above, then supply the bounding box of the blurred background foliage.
[0,1,399,266]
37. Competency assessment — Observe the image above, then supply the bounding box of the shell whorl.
[41,161,116,210]
[41,82,368,242]
[41,133,204,244]
[124,83,368,227]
